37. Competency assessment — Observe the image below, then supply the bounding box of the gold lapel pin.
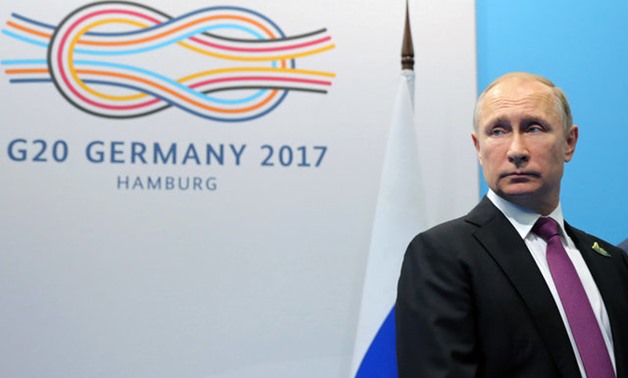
[592,242,611,257]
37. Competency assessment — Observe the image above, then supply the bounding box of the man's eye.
[528,125,544,133]
[490,128,506,136]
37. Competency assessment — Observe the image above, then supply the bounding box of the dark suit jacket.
[396,197,628,377]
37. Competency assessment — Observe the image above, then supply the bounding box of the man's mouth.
[500,171,541,179]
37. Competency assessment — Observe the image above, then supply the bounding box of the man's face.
[471,78,578,214]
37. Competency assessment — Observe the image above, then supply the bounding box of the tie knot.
[532,217,560,241]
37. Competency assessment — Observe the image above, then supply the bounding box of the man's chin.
[495,185,540,200]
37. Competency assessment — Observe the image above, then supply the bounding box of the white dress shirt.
[487,190,616,377]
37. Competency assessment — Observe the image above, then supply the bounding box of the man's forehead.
[480,80,559,119]
[487,78,554,101]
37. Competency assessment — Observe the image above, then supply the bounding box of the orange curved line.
[7,20,51,39]
[5,68,49,74]
[78,15,276,47]
[78,68,278,114]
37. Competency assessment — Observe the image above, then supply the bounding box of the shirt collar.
[486,189,567,239]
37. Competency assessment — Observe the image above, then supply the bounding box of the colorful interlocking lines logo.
[1,2,336,122]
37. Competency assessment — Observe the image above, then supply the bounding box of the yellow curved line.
[71,16,287,69]
[74,66,336,104]
[67,21,283,111]
[66,18,334,103]
[72,64,336,103]
[70,18,278,101]
[70,19,150,101]
[180,42,336,62]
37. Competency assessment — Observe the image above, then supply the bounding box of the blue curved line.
[74,59,266,105]
[1,59,48,65]
[12,13,56,30]
[10,78,52,84]
[179,6,287,38]
[7,77,291,108]
[2,29,49,48]
[0,56,268,104]
[73,24,264,56]
[82,79,287,123]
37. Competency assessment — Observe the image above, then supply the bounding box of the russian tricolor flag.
[351,70,427,377]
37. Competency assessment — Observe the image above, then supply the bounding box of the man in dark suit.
[396,72,628,377]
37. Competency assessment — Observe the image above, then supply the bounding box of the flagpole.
[401,0,414,71]
[401,0,415,105]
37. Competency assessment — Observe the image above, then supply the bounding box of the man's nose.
[507,134,529,167]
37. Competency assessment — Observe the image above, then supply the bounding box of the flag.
[351,69,427,377]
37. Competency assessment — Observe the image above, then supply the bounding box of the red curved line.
[94,97,160,110]
[188,36,332,53]
[56,8,162,110]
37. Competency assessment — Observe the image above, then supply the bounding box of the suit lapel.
[466,198,581,377]
[567,225,628,377]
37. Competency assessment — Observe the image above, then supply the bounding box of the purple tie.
[533,217,615,378]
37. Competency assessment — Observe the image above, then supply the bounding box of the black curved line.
[47,1,173,119]
[202,85,327,94]
[201,28,329,43]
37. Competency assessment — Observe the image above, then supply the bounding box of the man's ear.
[564,125,578,162]
[471,132,483,165]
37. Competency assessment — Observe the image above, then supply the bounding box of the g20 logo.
[2,2,336,122]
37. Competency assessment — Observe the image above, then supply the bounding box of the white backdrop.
[0,0,477,376]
